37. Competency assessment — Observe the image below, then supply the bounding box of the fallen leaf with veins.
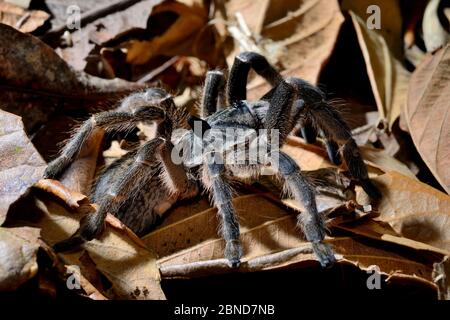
[405,44,450,194]
[369,171,450,252]
[0,110,46,225]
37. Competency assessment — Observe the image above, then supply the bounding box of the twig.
[137,56,179,83]
[159,245,315,278]
[43,0,146,40]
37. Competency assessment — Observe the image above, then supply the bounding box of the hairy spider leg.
[54,137,165,251]
[271,150,335,267]
[201,70,226,117]
[227,52,283,104]
[43,88,178,180]
[203,153,242,267]
[288,78,380,199]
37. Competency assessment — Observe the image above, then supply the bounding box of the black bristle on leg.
[324,139,342,165]
[273,151,336,268]
[202,70,225,117]
[307,101,381,200]
[205,157,242,268]
[300,125,317,144]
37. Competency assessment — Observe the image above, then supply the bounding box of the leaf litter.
[0,0,449,300]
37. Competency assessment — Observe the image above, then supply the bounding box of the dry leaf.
[125,0,220,65]
[0,227,40,290]
[23,186,165,300]
[0,2,49,33]
[405,44,450,194]
[38,239,108,300]
[349,11,410,130]
[341,0,403,58]
[225,0,270,34]
[0,24,144,131]
[360,147,417,180]
[0,23,143,93]
[370,172,450,252]
[336,219,449,262]
[144,194,291,259]
[33,179,87,210]
[0,110,46,225]
[157,212,436,283]
[145,190,436,285]
[228,0,344,99]
[56,0,162,70]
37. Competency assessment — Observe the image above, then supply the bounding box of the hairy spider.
[45,52,380,268]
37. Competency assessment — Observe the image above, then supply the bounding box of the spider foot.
[311,241,336,268]
[225,240,242,268]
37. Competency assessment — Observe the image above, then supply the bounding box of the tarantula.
[45,52,380,268]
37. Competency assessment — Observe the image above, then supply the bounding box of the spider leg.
[54,136,195,251]
[228,52,283,104]
[271,151,335,267]
[299,123,317,144]
[319,129,342,165]
[43,107,166,179]
[264,80,296,144]
[203,155,242,267]
[287,77,380,198]
[316,109,380,198]
[201,70,226,117]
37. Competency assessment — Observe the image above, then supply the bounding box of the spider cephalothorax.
[46,52,380,268]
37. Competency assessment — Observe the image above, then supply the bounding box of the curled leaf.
[372,172,450,252]
[405,44,450,193]
[349,11,410,130]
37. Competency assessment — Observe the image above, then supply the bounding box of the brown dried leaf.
[341,0,403,58]
[38,239,108,300]
[0,24,144,130]
[143,194,291,259]
[405,44,450,193]
[0,227,40,290]
[0,23,143,93]
[26,187,165,300]
[145,190,436,284]
[349,11,410,130]
[337,219,449,257]
[34,179,87,210]
[125,0,222,66]
[0,2,49,33]
[230,0,344,99]
[370,172,450,252]
[157,210,436,283]
[58,0,163,70]
[360,147,417,180]
[0,110,46,225]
